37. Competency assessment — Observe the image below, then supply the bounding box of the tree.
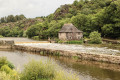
[96,0,120,38]
[89,31,102,44]
[73,0,79,6]
[71,14,93,36]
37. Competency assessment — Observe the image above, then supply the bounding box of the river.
[0,49,120,80]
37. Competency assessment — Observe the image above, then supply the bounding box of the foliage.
[20,60,56,80]
[0,0,120,39]
[0,57,8,68]
[89,31,102,44]
[0,57,15,69]
[7,61,15,69]
[0,26,23,37]
[0,71,11,80]
[0,14,26,23]
[0,57,19,80]
[65,40,83,44]
[71,14,93,36]
[0,35,3,38]
[0,57,80,80]
[20,60,80,80]
[32,36,39,40]
[1,65,12,74]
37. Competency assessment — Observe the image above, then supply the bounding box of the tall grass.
[20,60,80,80]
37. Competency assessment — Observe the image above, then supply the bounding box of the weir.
[14,44,120,64]
[0,40,14,49]
[0,38,120,64]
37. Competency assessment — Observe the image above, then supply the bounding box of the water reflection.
[0,50,120,80]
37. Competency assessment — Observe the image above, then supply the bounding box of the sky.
[0,0,75,18]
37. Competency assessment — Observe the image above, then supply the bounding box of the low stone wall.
[0,40,14,49]
[103,39,120,44]
[14,45,120,64]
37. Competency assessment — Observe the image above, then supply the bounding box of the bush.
[32,36,39,40]
[0,65,12,74]
[0,57,8,68]
[0,57,15,69]
[0,35,3,38]
[0,71,11,80]
[7,61,15,69]
[20,60,56,80]
[0,71,20,80]
[89,31,102,44]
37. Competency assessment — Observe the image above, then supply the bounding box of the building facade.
[59,23,83,41]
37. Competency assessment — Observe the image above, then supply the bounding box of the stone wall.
[59,32,83,41]
[14,45,120,64]
[0,40,14,49]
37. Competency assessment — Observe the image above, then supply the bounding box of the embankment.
[0,40,14,49]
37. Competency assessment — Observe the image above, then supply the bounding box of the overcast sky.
[0,0,75,18]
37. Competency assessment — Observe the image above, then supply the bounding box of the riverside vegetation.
[0,57,79,80]
[0,0,120,40]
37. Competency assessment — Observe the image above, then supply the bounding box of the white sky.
[0,0,75,18]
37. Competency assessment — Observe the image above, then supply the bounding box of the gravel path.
[16,43,120,56]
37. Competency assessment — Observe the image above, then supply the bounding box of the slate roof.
[59,23,83,33]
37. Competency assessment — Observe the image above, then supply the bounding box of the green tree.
[71,14,94,36]
[89,31,102,44]
[73,0,79,6]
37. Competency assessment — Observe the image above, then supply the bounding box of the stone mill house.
[59,23,83,41]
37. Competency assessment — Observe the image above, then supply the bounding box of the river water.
[0,49,120,80]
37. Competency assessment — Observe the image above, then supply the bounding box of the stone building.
[59,23,83,41]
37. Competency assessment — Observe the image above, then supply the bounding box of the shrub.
[89,31,102,44]
[0,57,15,69]
[0,71,11,80]
[20,60,80,80]
[58,40,64,43]
[0,35,3,38]
[20,60,56,80]
[0,71,20,80]
[0,65,12,74]
[7,61,15,69]
[0,57,8,68]
[32,36,39,40]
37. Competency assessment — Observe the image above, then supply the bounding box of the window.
[69,37,72,39]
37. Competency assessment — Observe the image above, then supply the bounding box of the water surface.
[0,50,120,80]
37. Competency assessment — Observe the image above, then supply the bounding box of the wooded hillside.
[0,0,120,39]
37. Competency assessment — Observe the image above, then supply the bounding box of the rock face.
[0,40,14,49]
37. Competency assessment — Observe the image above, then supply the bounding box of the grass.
[20,60,80,80]
[73,56,79,60]
[65,40,83,44]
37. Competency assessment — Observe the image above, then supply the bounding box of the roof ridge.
[59,23,83,33]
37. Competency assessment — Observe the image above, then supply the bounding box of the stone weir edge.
[14,45,120,64]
